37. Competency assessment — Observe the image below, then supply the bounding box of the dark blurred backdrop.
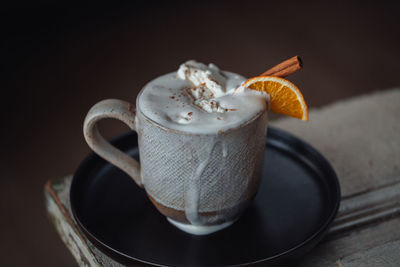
[1,1,400,266]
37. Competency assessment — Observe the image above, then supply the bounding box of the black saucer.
[70,127,340,266]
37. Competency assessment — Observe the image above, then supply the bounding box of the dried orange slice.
[242,76,308,121]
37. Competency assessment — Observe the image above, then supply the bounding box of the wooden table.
[45,89,400,266]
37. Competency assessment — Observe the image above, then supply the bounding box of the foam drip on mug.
[138,60,269,134]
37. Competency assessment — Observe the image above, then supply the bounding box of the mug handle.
[83,99,143,188]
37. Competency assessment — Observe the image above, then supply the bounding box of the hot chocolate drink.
[135,61,269,234]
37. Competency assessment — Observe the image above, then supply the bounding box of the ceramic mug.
[84,92,268,235]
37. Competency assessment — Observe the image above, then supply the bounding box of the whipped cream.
[138,60,269,134]
[177,61,229,113]
[177,61,227,97]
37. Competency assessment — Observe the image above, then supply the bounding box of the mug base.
[167,218,235,235]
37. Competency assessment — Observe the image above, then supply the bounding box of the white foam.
[138,61,269,134]
[177,60,227,97]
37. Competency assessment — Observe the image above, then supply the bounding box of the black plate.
[71,127,340,266]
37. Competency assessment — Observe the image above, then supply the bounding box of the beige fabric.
[271,88,400,197]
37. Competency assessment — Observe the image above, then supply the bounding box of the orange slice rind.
[242,76,308,121]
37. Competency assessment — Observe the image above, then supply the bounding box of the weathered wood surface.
[45,89,400,266]
[328,180,400,237]
[45,177,125,267]
[336,240,400,267]
[45,178,100,267]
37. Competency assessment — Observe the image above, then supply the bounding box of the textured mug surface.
[135,92,269,226]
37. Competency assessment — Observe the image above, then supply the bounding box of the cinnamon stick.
[260,55,302,77]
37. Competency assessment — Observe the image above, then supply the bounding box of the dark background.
[1,1,400,266]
